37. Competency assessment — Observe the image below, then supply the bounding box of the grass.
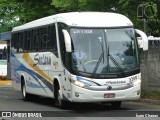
[141,91,160,100]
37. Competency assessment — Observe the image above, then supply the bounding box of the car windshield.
[70,28,139,75]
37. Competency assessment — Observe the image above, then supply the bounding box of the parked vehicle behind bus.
[11,12,148,108]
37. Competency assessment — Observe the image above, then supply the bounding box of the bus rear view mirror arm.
[62,29,72,52]
[135,29,148,51]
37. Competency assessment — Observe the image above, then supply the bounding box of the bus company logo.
[1,112,42,118]
[2,112,11,117]
[42,34,49,43]
[107,86,112,90]
[106,80,126,85]
[33,54,51,66]
[137,2,157,21]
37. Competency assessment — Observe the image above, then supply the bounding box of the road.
[0,87,160,120]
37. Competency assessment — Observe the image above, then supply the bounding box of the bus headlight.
[71,79,98,88]
[72,80,87,88]
[130,79,141,86]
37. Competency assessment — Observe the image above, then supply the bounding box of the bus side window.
[11,33,17,53]
[41,27,48,50]
[24,31,29,51]
[58,23,71,70]
[58,23,66,60]
[36,28,41,51]
[30,29,35,51]
[17,33,20,52]
[32,29,39,51]
[19,32,24,52]
[48,24,58,56]
[17,32,24,52]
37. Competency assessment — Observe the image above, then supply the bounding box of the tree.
[0,0,160,36]
[52,0,119,12]
[17,0,59,23]
[0,0,21,32]
[0,0,58,32]
[52,0,160,36]
[118,0,160,36]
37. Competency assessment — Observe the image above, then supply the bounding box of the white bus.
[0,45,7,79]
[11,12,148,108]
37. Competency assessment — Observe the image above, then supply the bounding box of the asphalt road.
[0,87,160,120]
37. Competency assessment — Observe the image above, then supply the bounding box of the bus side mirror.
[62,29,71,52]
[135,29,148,51]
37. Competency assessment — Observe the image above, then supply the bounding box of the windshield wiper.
[92,38,105,76]
[109,53,126,77]
[99,37,104,63]
[107,46,126,76]
[92,52,126,77]
[92,52,104,76]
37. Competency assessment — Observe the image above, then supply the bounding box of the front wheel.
[21,80,32,101]
[54,85,69,109]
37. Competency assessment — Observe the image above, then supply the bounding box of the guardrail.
[148,36,160,48]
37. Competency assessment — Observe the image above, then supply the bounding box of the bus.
[0,45,7,79]
[11,12,148,108]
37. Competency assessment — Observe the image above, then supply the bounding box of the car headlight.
[71,79,98,88]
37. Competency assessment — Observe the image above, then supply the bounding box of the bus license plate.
[104,93,115,98]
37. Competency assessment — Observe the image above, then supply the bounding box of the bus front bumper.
[71,84,141,102]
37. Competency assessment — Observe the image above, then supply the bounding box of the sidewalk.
[139,99,160,105]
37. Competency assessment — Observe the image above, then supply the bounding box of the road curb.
[0,80,12,84]
[139,99,160,105]
[0,80,12,87]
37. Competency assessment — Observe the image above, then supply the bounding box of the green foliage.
[0,0,20,32]
[0,0,57,32]
[0,0,160,36]
[52,0,119,12]
[118,0,160,36]
[141,91,160,100]
[18,0,58,22]
[52,0,86,12]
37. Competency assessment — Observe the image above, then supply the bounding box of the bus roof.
[12,12,133,32]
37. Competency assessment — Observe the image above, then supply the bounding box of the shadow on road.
[21,96,131,111]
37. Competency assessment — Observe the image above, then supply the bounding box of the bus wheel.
[111,101,122,108]
[21,80,31,101]
[54,84,68,109]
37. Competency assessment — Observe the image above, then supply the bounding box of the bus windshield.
[70,28,139,76]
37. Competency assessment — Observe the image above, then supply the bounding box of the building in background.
[0,32,11,79]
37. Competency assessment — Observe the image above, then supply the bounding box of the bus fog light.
[137,90,140,95]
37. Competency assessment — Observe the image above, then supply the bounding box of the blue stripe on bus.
[11,52,53,93]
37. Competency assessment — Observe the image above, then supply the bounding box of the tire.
[21,80,32,101]
[111,101,122,108]
[54,83,69,109]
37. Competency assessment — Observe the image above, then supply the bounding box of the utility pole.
[143,19,147,34]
